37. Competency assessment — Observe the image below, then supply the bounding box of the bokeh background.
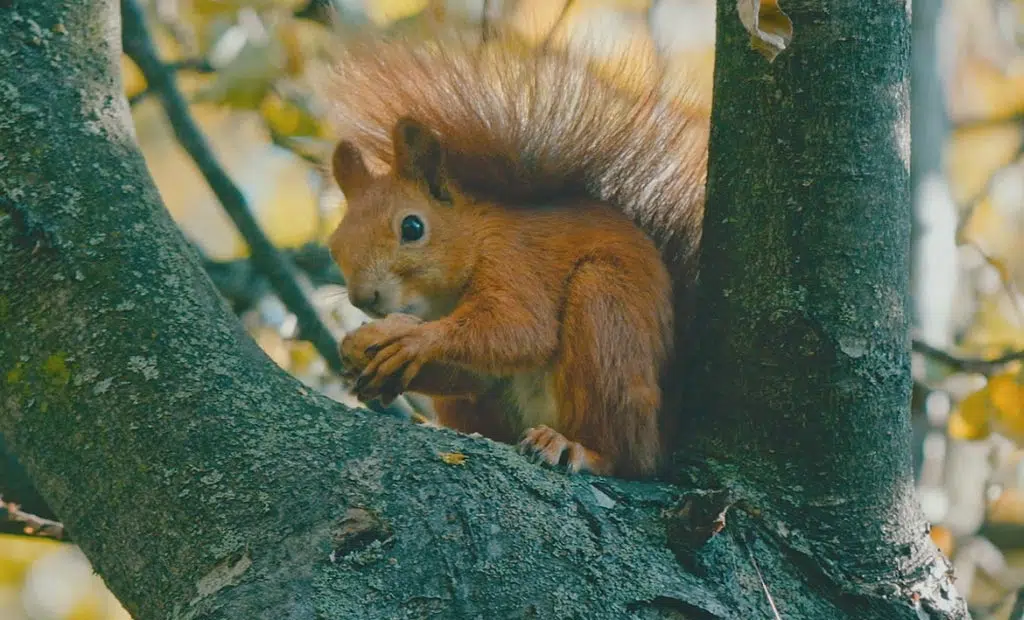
[1,0,1023,617]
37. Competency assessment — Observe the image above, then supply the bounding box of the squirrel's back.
[322,34,709,286]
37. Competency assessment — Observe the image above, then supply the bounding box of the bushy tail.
[321,33,709,281]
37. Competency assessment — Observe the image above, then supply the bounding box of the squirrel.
[323,34,709,478]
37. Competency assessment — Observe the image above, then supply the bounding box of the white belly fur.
[503,367,559,433]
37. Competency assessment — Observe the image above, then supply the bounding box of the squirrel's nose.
[349,288,381,314]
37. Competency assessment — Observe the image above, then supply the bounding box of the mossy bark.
[0,1,966,618]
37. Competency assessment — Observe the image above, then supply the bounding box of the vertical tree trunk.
[689,0,961,613]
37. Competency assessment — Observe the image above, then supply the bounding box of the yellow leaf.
[735,0,792,62]
[289,340,318,373]
[66,595,105,620]
[948,125,1024,206]
[0,534,61,585]
[121,55,147,99]
[956,293,1024,359]
[260,92,328,139]
[989,372,1022,411]
[253,326,291,369]
[191,0,307,17]
[949,388,992,440]
[989,372,1024,442]
[949,56,1024,122]
[365,0,430,26]
[439,452,467,465]
[988,487,1024,525]
[257,155,322,249]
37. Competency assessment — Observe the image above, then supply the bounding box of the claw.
[518,425,608,476]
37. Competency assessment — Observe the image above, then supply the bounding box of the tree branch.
[952,111,1024,132]
[956,139,1024,242]
[1,495,65,540]
[197,241,342,313]
[0,1,968,618]
[119,0,345,375]
[912,339,1024,374]
[1011,586,1024,620]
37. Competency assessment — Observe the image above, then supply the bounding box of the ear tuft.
[332,141,371,195]
[392,117,452,203]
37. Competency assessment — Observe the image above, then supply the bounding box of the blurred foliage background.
[1,0,1023,617]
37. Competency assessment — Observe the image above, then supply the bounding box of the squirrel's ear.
[392,117,452,204]
[332,141,371,195]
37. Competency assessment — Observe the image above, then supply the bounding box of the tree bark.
[690,0,965,616]
[0,0,967,619]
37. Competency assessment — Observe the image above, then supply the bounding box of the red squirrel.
[324,35,708,478]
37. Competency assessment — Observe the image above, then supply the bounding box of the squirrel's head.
[328,118,475,321]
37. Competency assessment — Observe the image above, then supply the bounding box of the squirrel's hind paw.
[517,425,610,476]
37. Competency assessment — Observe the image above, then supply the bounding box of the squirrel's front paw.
[341,314,425,400]
[341,315,424,368]
[518,425,610,475]
[354,321,436,402]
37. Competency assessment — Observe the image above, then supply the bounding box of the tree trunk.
[0,0,967,618]
[689,0,965,616]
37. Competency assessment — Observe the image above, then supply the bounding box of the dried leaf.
[439,452,467,465]
[736,0,792,62]
[930,524,956,557]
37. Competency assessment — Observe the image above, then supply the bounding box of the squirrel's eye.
[400,214,425,243]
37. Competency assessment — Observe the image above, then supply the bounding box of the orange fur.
[326,34,707,478]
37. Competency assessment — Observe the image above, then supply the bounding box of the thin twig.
[540,0,575,52]
[168,57,215,73]
[128,58,214,106]
[1010,586,1024,620]
[955,141,1023,242]
[952,111,1024,132]
[1,496,65,540]
[912,340,1024,374]
[971,242,1024,326]
[120,0,345,374]
[479,0,493,43]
